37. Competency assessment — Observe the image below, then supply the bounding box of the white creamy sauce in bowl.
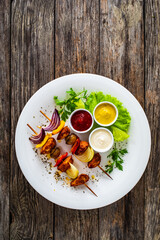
[89,128,114,152]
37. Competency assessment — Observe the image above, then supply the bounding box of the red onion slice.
[43,109,60,131]
[29,128,45,144]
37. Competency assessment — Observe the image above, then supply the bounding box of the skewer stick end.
[84,183,98,197]
[27,123,38,135]
[40,110,51,121]
[98,165,113,180]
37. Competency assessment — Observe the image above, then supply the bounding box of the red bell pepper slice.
[54,152,68,167]
[71,138,80,154]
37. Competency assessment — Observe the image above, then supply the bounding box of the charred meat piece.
[57,126,70,140]
[88,153,101,168]
[50,147,60,159]
[70,174,89,186]
[40,138,56,154]
[65,133,78,145]
[75,141,89,155]
[57,156,73,172]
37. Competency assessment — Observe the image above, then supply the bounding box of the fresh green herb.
[54,88,88,121]
[105,144,128,173]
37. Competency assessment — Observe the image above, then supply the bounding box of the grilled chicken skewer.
[53,154,97,196]
[27,123,74,172]
[66,134,112,179]
[40,111,112,179]
[27,123,97,196]
[27,123,61,157]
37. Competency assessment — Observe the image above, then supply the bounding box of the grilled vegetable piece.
[50,147,61,159]
[52,120,65,135]
[40,138,56,154]
[65,133,78,145]
[70,174,89,186]
[57,126,70,140]
[66,163,79,179]
[76,146,94,162]
[75,141,89,155]
[54,152,68,167]
[36,133,52,148]
[71,138,80,154]
[88,153,101,168]
[57,156,73,172]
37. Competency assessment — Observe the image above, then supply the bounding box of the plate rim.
[15,73,151,210]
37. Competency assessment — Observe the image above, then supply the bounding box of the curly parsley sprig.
[54,88,88,121]
[105,145,128,173]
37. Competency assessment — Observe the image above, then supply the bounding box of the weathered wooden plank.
[55,0,100,75]
[71,0,100,73]
[144,189,160,240]
[10,0,54,239]
[144,0,160,239]
[0,0,10,239]
[99,201,125,240]
[54,1,99,239]
[99,0,144,239]
[124,177,145,239]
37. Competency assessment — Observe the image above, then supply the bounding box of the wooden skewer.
[27,123,38,135]
[84,183,98,197]
[98,166,113,180]
[40,110,51,121]
[27,121,97,197]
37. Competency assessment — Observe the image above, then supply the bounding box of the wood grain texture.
[55,0,100,75]
[0,0,159,238]
[0,1,10,239]
[100,0,144,105]
[99,0,145,239]
[144,0,160,239]
[10,0,54,239]
[54,1,99,239]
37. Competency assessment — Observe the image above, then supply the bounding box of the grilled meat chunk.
[57,156,73,172]
[88,153,101,168]
[40,138,56,154]
[57,126,70,140]
[75,141,89,155]
[70,174,89,186]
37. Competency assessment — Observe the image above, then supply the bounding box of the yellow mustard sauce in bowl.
[94,102,118,126]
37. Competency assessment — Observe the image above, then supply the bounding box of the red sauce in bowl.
[71,110,92,132]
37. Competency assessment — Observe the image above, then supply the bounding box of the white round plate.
[15,73,151,210]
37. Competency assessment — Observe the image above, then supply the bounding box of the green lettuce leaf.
[85,92,98,113]
[105,94,131,132]
[110,126,129,142]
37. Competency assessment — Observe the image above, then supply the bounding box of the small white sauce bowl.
[93,101,118,127]
[89,127,114,153]
[69,108,94,134]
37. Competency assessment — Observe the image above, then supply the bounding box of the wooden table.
[1,0,159,239]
